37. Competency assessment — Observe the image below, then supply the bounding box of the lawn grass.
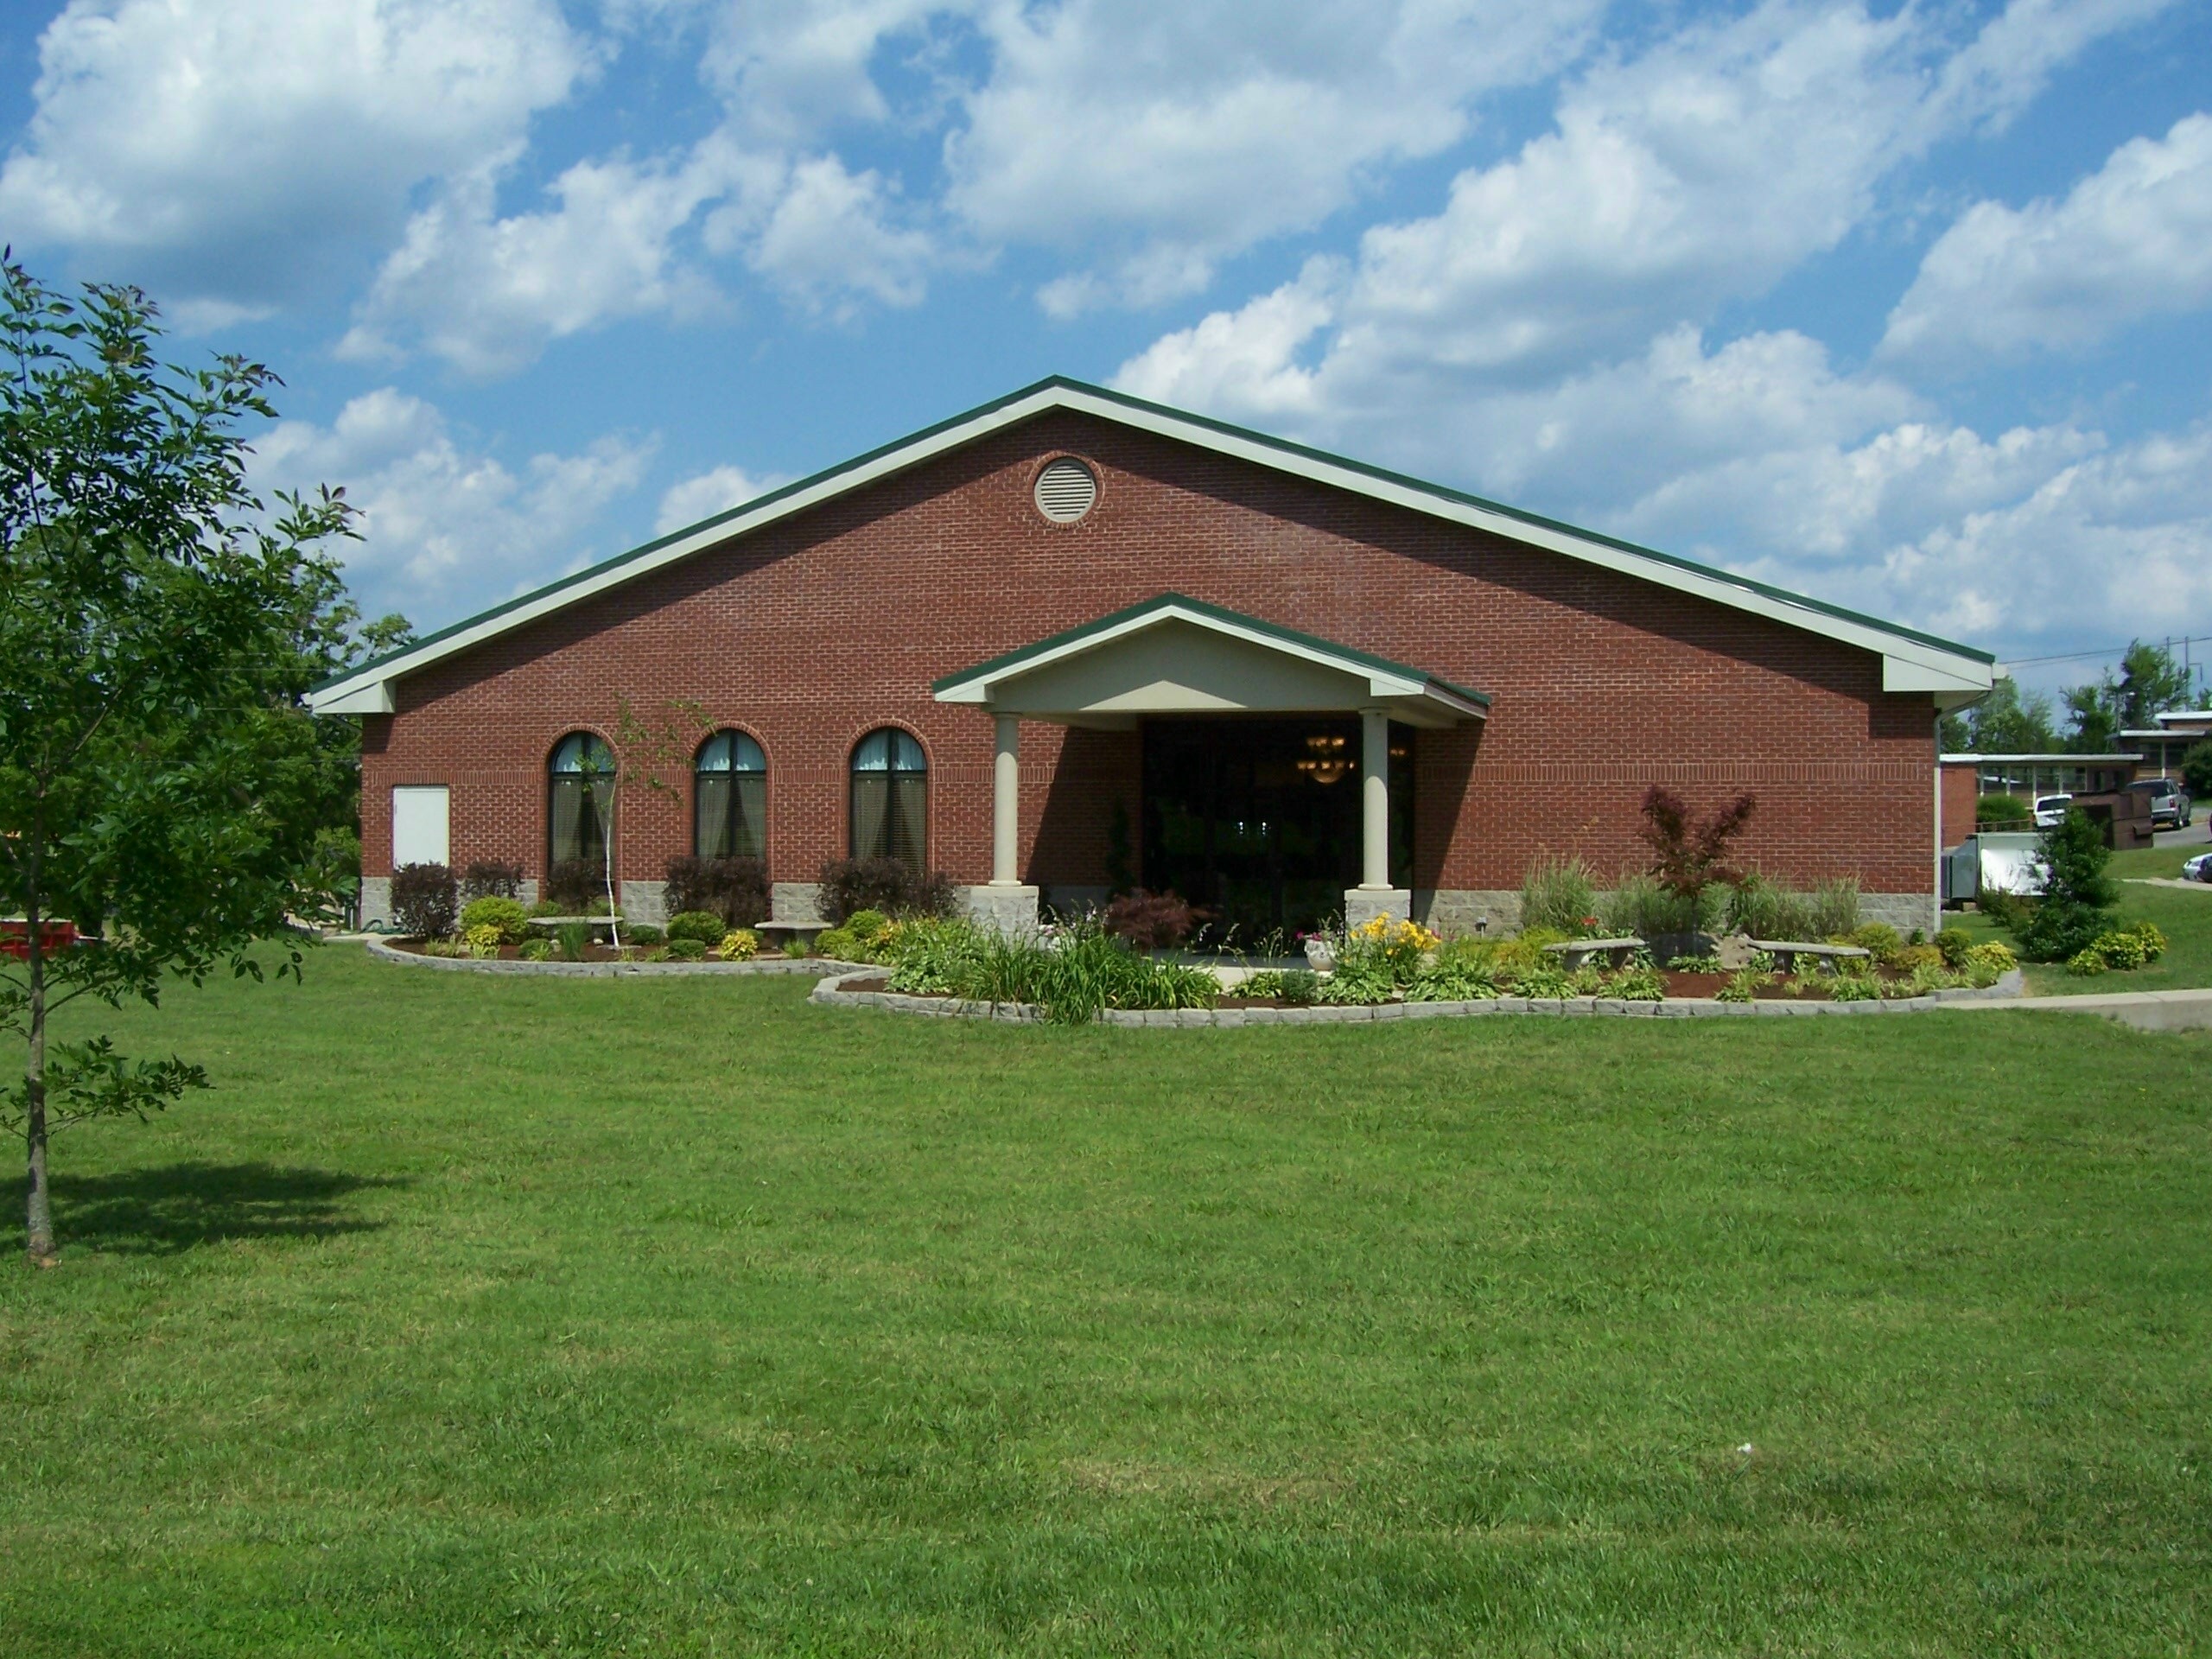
[3,948,2209,1655]
[1950,843,2212,994]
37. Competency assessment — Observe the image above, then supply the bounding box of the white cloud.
[655,464,785,535]
[946,0,1600,313]
[734,155,935,312]
[252,389,655,622]
[341,139,747,377]
[0,0,591,307]
[1882,111,2212,364]
[1120,0,2171,417]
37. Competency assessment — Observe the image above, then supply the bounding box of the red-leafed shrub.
[1103,888,1196,950]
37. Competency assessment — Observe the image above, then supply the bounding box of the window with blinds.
[695,729,767,859]
[850,728,927,870]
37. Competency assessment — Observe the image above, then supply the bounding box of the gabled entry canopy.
[931,594,1490,729]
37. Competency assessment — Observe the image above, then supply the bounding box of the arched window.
[850,728,926,870]
[695,729,766,859]
[548,732,615,868]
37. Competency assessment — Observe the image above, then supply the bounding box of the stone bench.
[1748,939,1871,974]
[755,918,832,946]
[1541,937,1646,970]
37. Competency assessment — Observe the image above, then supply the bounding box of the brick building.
[310,378,1994,937]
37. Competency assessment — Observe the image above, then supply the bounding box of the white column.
[1359,708,1390,890]
[991,714,1020,886]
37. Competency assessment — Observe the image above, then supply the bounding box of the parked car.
[2184,849,2212,883]
[2032,793,2073,829]
[2127,776,2192,829]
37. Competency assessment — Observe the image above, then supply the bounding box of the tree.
[2183,741,2212,801]
[0,257,359,1262]
[1953,677,2059,754]
[2062,640,2191,753]
[2012,808,2117,963]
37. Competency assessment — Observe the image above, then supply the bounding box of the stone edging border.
[807,968,2028,1026]
[364,937,868,977]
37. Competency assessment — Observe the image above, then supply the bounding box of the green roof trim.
[931,592,1491,709]
[315,372,1992,696]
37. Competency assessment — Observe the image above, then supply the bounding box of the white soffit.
[308,379,1994,714]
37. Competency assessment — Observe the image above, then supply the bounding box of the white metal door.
[391,785,450,868]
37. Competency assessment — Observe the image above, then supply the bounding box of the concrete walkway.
[2125,878,2212,892]
[1943,987,2212,1031]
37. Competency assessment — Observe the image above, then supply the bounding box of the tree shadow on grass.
[49,1161,406,1255]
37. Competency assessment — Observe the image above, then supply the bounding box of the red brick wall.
[1939,761,1980,847]
[360,410,1940,896]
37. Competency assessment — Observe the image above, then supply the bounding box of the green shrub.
[1963,940,2016,974]
[1405,961,1502,1001]
[1603,951,1666,1001]
[2126,919,2168,962]
[458,895,529,944]
[525,899,566,918]
[1934,927,1974,967]
[715,930,759,961]
[664,937,709,961]
[844,908,891,945]
[554,922,591,962]
[2012,809,2118,962]
[517,938,553,962]
[1715,967,1769,1003]
[1601,872,1714,939]
[664,910,727,945]
[1520,854,1599,936]
[1976,793,2033,827]
[1663,950,1724,972]
[627,925,664,946]
[461,923,504,958]
[418,937,468,958]
[1892,943,1943,973]
[1840,922,1903,965]
[1240,969,1320,1003]
[1805,879,1861,938]
[1827,973,1878,1001]
[814,927,860,960]
[1319,957,1398,1004]
[2066,947,2109,976]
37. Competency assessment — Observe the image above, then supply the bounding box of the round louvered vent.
[1033,457,1097,523]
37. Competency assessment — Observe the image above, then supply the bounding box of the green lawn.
[1950,842,2212,994]
[3,950,2209,1656]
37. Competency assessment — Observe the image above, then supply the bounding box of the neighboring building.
[310,378,1995,938]
[2115,711,2212,777]
[1938,753,2145,844]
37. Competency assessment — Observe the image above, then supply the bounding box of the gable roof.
[932,591,1491,725]
[308,375,1995,715]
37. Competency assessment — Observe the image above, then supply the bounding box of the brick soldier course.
[312,378,1994,936]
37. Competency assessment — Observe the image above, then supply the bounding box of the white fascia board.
[310,381,1992,712]
[933,601,1430,705]
[313,681,396,715]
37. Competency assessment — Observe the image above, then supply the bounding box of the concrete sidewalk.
[1944,987,2212,1032]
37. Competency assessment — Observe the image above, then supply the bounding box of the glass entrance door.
[1141,717,1411,942]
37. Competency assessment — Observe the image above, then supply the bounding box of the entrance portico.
[933,594,1489,932]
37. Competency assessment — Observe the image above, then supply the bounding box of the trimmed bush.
[391,863,458,938]
[458,895,529,944]
[662,855,770,928]
[462,923,503,959]
[664,910,727,946]
[2012,809,2118,962]
[1976,793,2033,827]
[459,861,524,901]
[818,857,958,923]
[544,859,612,912]
[626,925,664,946]
[664,937,709,961]
[1103,888,1196,950]
[813,927,859,960]
[715,930,759,961]
[844,909,891,946]
[1842,923,1904,966]
[1520,854,1598,936]
[1934,926,1974,967]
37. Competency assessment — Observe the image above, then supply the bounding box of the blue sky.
[3,0,2208,698]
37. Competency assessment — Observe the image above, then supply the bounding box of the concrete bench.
[525,914,623,937]
[1748,939,1871,974]
[1541,937,1646,970]
[755,918,832,946]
